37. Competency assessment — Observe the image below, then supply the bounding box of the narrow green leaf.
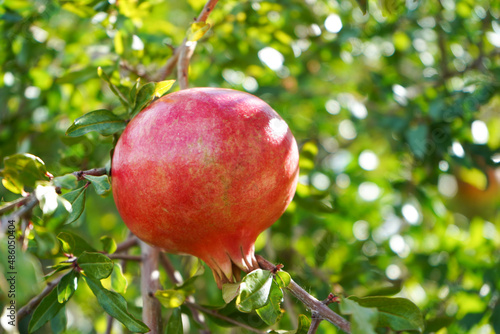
[131,82,155,117]
[57,270,78,303]
[340,298,378,334]
[155,80,175,98]
[187,22,211,42]
[50,306,67,334]
[28,288,67,333]
[53,174,77,190]
[57,232,96,257]
[62,186,87,224]
[1,153,48,194]
[84,276,149,332]
[222,283,240,304]
[100,236,117,254]
[275,271,291,288]
[236,269,273,313]
[155,289,186,308]
[78,252,113,280]
[256,281,284,325]
[83,175,111,195]
[66,109,126,137]
[111,263,128,294]
[165,308,183,334]
[349,296,425,333]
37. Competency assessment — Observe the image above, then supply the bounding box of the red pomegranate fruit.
[111,87,299,287]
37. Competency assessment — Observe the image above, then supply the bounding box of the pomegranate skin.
[111,87,299,286]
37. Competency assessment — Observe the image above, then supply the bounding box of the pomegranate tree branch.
[18,275,65,322]
[185,301,266,334]
[140,241,162,333]
[0,196,29,215]
[177,0,219,89]
[72,167,108,181]
[256,255,351,334]
[1,194,38,233]
[114,235,138,253]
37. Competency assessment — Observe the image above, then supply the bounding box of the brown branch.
[256,255,351,334]
[1,194,38,233]
[18,274,65,321]
[185,301,266,334]
[140,242,162,333]
[308,315,322,334]
[0,196,29,215]
[72,167,108,181]
[115,236,138,253]
[105,315,114,334]
[108,254,142,261]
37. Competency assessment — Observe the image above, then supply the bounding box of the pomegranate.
[111,88,299,287]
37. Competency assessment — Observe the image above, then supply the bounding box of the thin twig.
[108,254,142,261]
[159,252,180,284]
[140,242,162,333]
[1,195,38,233]
[185,301,265,334]
[256,255,351,334]
[115,236,138,253]
[168,0,219,88]
[0,196,29,215]
[72,167,108,181]
[105,315,114,334]
[18,274,65,321]
[308,315,322,334]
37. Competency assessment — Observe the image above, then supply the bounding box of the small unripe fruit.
[112,88,299,287]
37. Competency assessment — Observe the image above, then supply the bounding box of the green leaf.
[405,124,429,159]
[57,232,96,257]
[100,236,117,254]
[62,186,87,224]
[129,78,141,105]
[349,296,425,333]
[1,153,48,194]
[165,308,183,334]
[222,283,240,304]
[340,298,378,334]
[256,280,284,325]
[78,252,113,280]
[187,21,211,42]
[131,82,155,117]
[295,314,312,334]
[84,276,149,332]
[53,174,77,190]
[28,288,67,333]
[154,80,175,98]
[50,306,67,334]
[65,109,127,137]
[57,270,78,303]
[83,174,111,195]
[236,269,273,313]
[111,263,128,294]
[275,271,291,288]
[155,289,186,308]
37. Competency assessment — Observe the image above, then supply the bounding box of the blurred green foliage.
[1,0,500,333]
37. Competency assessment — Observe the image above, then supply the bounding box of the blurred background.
[1,0,499,333]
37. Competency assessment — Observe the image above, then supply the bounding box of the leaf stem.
[72,167,108,181]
